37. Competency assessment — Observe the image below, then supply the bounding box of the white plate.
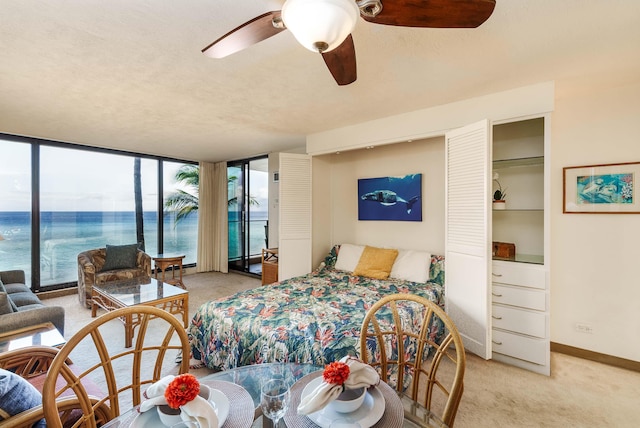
[301,377,384,428]
[130,388,229,428]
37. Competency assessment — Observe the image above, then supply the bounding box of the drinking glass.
[260,378,290,428]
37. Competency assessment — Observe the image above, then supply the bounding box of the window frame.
[0,132,198,292]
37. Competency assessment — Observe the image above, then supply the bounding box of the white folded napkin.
[139,375,219,428]
[297,356,380,415]
[178,396,218,428]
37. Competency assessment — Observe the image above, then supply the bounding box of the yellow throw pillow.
[353,246,399,280]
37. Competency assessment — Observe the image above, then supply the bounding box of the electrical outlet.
[575,323,594,334]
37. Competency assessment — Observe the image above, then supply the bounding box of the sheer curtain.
[197,161,228,273]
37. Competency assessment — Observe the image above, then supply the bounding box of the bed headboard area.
[319,244,444,287]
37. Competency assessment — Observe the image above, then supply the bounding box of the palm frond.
[165,190,198,223]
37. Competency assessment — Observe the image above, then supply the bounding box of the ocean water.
[0,211,268,288]
[0,211,198,287]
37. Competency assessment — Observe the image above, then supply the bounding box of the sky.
[0,141,268,212]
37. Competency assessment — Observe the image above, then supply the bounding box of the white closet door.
[445,119,492,359]
[278,153,312,281]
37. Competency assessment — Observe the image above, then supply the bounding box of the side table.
[152,253,186,289]
[0,322,67,376]
[261,248,278,285]
[0,322,66,352]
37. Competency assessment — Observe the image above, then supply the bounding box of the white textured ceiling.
[1,1,639,162]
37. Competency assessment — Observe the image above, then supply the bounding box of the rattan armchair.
[42,305,190,428]
[360,294,466,427]
[77,248,152,308]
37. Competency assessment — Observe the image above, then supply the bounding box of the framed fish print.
[358,174,422,221]
[563,161,639,213]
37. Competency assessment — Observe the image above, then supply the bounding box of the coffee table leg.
[182,295,189,328]
[91,289,99,318]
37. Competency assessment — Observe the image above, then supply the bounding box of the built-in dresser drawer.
[492,329,547,365]
[492,304,546,338]
[492,261,545,290]
[492,284,546,311]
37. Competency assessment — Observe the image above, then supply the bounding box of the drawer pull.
[492,273,503,277]
[492,292,503,297]
[492,340,503,345]
[492,315,502,320]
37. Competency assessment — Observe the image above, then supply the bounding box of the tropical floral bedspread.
[188,248,445,371]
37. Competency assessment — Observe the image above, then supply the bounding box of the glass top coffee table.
[91,276,188,347]
[0,322,66,352]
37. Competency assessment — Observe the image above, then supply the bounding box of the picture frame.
[563,162,638,213]
[358,174,422,221]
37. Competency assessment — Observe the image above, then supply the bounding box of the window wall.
[0,141,32,283]
[0,134,198,291]
[163,161,198,266]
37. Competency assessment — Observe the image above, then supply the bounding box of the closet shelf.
[493,254,544,265]
[492,208,543,212]
[493,156,543,169]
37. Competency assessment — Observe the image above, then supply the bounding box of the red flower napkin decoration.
[164,373,200,409]
[323,361,350,386]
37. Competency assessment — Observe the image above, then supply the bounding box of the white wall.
[312,137,445,266]
[312,155,332,268]
[308,80,640,362]
[551,78,640,362]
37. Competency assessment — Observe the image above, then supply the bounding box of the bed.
[187,245,445,371]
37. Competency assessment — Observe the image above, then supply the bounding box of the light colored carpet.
[43,272,639,427]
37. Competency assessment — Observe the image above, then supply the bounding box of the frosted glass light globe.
[282,0,360,53]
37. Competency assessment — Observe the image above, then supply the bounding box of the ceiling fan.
[202,0,496,86]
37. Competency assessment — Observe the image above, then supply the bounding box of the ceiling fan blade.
[362,0,496,28]
[322,34,357,86]
[202,11,286,59]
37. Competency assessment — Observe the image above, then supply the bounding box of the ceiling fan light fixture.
[282,0,360,53]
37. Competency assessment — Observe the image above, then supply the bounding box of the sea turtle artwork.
[360,190,419,214]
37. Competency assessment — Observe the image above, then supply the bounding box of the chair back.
[42,305,190,428]
[360,294,466,427]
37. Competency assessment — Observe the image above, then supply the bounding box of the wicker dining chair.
[42,305,190,428]
[0,346,104,428]
[359,294,466,427]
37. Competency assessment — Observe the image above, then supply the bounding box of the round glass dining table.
[200,362,448,428]
[102,363,447,428]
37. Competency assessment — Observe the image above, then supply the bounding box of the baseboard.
[38,287,78,300]
[551,342,640,372]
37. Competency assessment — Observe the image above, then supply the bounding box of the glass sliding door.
[228,156,269,275]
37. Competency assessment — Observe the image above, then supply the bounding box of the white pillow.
[334,244,365,273]
[390,249,431,283]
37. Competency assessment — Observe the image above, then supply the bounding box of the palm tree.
[164,164,259,225]
[134,157,145,251]
[164,164,199,223]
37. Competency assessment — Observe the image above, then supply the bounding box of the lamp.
[282,0,360,53]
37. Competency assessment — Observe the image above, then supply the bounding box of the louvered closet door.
[445,120,492,359]
[278,153,312,281]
